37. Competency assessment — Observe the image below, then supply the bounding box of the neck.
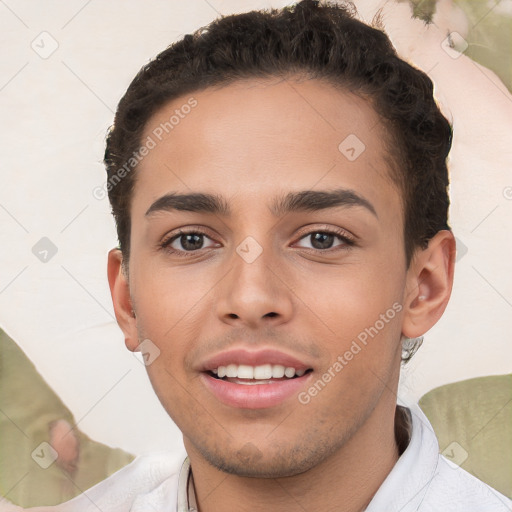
[185,393,406,512]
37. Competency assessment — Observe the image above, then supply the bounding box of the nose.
[214,239,294,329]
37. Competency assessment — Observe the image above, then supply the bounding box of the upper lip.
[198,348,313,372]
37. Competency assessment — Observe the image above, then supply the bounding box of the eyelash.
[159,226,356,258]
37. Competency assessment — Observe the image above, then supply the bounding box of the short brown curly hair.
[104,0,452,268]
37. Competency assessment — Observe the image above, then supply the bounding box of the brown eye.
[160,230,218,255]
[174,233,205,251]
[309,232,336,250]
[295,229,354,251]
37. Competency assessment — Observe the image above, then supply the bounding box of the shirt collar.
[176,456,197,512]
[365,403,440,511]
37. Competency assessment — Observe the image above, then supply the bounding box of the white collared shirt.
[1,404,510,511]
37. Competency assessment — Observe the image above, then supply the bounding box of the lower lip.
[201,372,312,409]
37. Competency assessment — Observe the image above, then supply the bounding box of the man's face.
[126,77,410,477]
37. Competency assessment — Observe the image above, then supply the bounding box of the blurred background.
[0,0,511,506]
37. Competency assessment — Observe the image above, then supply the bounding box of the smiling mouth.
[207,364,313,384]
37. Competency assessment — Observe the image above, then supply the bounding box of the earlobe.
[402,230,456,338]
[107,248,139,351]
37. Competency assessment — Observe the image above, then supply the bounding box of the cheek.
[132,264,211,340]
[292,257,405,405]
[298,292,403,422]
[295,260,404,342]
[143,359,207,435]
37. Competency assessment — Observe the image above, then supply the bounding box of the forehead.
[133,77,401,221]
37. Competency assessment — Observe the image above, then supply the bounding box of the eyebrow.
[145,188,377,218]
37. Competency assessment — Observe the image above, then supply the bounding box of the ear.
[401,230,456,338]
[107,248,139,351]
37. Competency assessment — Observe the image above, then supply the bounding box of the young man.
[8,1,508,510]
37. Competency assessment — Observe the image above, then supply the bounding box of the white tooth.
[237,365,254,379]
[295,369,305,377]
[217,366,227,378]
[226,364,238,378]
[254,364,272,379]
[237,379,274,385]
[271,365,285,378]
[212,368,218,375]
[284,367,296,378]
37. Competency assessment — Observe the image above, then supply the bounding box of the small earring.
[418,295,427,301]
[400,334,424,363]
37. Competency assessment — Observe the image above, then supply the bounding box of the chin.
[197,440,332,479]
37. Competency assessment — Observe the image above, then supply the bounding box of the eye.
[159,226,355,257]
[160,229,219,255]
[294,228,355,251]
